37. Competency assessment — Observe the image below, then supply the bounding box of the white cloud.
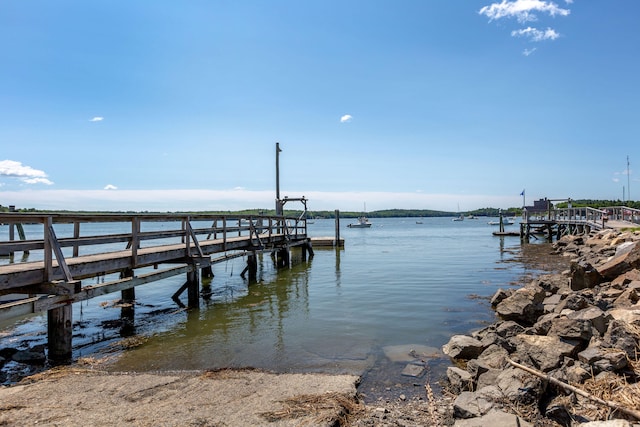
[340,114,353,123]
[104,184,118,190]
[22,177,54,185]
[89,116,104,122]
[0,160,53,185]
[523,47,538,56]
[479,0,571,23]
[512,27,560,41]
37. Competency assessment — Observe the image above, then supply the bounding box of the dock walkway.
[520,205,640,241]
[0,212,310,360]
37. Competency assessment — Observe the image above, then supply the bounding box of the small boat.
[452,204,463,221]
[347,216,372,228]
[466,215,478,219]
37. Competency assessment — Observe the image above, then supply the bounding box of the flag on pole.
[520,189,525,196]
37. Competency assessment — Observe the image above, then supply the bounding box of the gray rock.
[594,351,627,372]
[580,420,631,427]
[578,346,605,364]
[548,317,594,341]
[597,241,640,280]
[12,349,46,365]
[495,285,545,325]
[570,261,603,290]
[567,306,611,336]
[495,366,545,404]
[476,369,502,390]
[476,344,508,369]
[604,319,640,357]
[466,359,489,379]
[612,288,640,308]
[514,334,580,372]
[447,366,474,392]
[543,293,563,312]
[555,293,590,312]
[453,409,533,427]
[400,363,425,377]
[495,320,525,338]
[608,306,640,326]
[533,312,561,335]
[490,288,512,307]
[453,391,494,419]
[443,335,485,360]
[566,363,591,384]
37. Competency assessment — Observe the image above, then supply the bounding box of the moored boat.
[348,216,372,228]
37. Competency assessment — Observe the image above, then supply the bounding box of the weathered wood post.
[187,266,200,308]
[120,267,135,337]
[247,252,258,281]
[335,209,340,247]
[202,266,214,279]
[47,303,73,362]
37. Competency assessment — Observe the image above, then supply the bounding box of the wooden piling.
[247,253,257,281]
[187,268,199,308]
[201,266,214,279]
[276,247,290,268]
[47,303,73,362]
[120,268,135,336]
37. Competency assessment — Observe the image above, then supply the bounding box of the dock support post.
[202,266,214,279]
[247,253,257,281]
[276,247,290,268]
[187,267,199,308]
[241,252,258,282]
[119,268,135,337]
[47,303,73,363]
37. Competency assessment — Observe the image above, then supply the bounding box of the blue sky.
[1,0,638,212]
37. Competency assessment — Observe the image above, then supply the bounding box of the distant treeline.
[555,199,640,210]
[2,200,638,218]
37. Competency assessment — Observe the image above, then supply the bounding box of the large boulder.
[453,391,494,419]
[443,335,485,360]
[603,319,639,357]
[597,241,640,280]
[548,317,594,342]
[494,366,546,404]
[513,334,581,372]
[567,306,611,336]
[570,261,603,290]
[495,285,545,325]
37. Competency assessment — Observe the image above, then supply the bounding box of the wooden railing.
[0,213,307,283]
[522,205,640,230]
[597,206,640,224]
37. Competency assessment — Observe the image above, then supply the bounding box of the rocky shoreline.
[442,228,640,426]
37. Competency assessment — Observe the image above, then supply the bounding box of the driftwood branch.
[506,357,640,420]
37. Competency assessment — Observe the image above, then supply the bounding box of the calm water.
[0,217,563,400]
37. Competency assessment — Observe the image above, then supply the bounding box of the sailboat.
[452,204,464,221]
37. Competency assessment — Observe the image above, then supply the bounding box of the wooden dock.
[0,213,311,360]
[520,205,640,241]
[309,236,344,247]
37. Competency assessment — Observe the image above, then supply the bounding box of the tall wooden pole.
[275,142,282,215]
